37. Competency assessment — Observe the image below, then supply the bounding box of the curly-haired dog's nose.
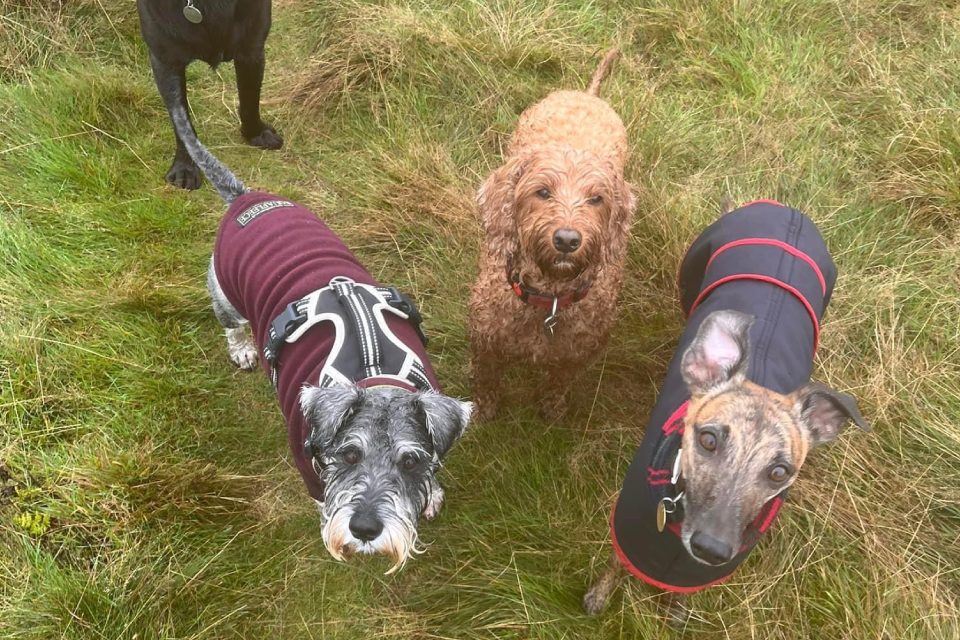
[349,511,384,542]
[553,228,582,253]
[689,531,734,565]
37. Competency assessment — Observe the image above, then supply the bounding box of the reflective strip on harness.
[264,277,433,391]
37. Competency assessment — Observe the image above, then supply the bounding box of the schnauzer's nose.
[690,531,734,565]
[553,228,582,253]
[349,511,384,542]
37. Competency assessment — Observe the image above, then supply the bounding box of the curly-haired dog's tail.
[167,95,247,203]
[586,48,620,96]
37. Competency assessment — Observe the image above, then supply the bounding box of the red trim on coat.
[705,238,827,296]
[609,502,736,594]
[741,198,784,207]
[687,274,820,353]
[662,401,689,434]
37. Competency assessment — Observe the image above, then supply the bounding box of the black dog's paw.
[165,158,201,190]
[244,123,283,150]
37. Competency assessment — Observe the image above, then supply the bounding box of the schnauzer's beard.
[320,483,425,574]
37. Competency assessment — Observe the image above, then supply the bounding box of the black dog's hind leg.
[149,53,201,190]
[235,53,283,150]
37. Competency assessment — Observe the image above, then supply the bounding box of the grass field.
[2,0,960,638]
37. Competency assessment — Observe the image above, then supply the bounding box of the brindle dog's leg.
[659,592,691,628]
[583,551,624,615]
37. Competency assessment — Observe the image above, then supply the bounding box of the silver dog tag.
[183,1,203,24]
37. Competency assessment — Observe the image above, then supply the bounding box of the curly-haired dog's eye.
[697,429,718,452]
[536,188,551,199]
[587,195,603,205]
[341,447,362,465]
[400,454,420,472]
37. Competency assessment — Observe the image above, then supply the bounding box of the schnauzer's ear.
[477,154,527,259]
[791,383,871,448]
[300,384,363,451]
[681,310,754,397]
[416,391,472,459]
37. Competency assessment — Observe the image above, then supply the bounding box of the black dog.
[137,0,283,190]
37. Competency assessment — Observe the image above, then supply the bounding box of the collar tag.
[543,297,560,336]
[183,0,203,23]
[671,447,683,484]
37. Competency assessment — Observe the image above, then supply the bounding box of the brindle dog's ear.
[681,310,754,397]
[300,384,363,451]
[792,383,871,447]
[416,391,473,459]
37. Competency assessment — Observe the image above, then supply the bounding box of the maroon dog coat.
[213,191,440,500]
[611,199,837,592]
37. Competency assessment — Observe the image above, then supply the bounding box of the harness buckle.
[264,299,308,378]
[385,286,429,346]
[543,297,560,336]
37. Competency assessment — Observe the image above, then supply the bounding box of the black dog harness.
[611,200,837,592]
[264,278,431,391]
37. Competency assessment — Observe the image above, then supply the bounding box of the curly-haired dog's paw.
[226,326,258,371]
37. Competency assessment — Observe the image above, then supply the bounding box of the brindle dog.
[584,308,869,623]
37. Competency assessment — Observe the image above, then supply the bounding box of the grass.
[1,0,959,637]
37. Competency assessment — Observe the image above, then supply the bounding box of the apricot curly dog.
[470,49,636,422]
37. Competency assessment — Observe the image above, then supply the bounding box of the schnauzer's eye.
[341,447,362,465]
[697,429,718,452]
[400,454,420,472]
[587,195,603,205]
[536,188,551,200]
[768,464,790,483]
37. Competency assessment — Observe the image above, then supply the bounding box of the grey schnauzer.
[164,85,472,572]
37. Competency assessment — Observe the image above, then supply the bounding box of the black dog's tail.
[168,101,247,203]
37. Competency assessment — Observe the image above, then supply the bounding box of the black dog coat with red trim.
[610,200,837,592]
[213,191,440,501]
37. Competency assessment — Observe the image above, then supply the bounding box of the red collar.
[506,267,591,310]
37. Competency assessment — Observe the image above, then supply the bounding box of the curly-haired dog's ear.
[477,155,526,259]
[602,166,637,265]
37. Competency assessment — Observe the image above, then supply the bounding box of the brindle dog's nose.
[349,511,384,542]
[690,531,734,565]
[553,228,582,253]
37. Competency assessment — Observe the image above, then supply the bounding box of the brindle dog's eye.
[536,188,551,199]
[769,465,789,483]
[697,429,718,452]
[342,447,362,465]
[401,454,419,472]
[587,195,603,205]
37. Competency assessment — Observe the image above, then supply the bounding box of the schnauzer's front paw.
[422,484,445,520]
[243,123,283,150]
[225,327,258,370]
[165,158,201,190]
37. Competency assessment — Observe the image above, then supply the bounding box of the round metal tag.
[656,501,667,533]
[183,4,203,24]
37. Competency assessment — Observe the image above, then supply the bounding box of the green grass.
[2,0,960,637]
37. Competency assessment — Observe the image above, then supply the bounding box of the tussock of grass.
[2,0,960,638]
